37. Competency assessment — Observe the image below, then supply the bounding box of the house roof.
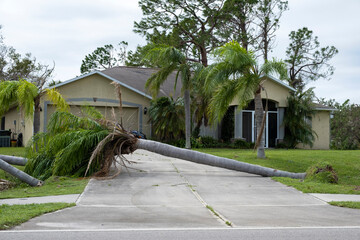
[49,67,295,101]
[311,102,337,111]
[49,66,182,99]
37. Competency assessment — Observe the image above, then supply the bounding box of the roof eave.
[314,107,338,111]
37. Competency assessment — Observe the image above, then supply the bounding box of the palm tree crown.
[206,41,287,158]
[145,46,199,149]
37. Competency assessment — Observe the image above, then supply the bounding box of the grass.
[197,148,360,194]
[0,203,75,230]
[0,147,26,157]
[329,201,360,209]
[206,205,233,226]
[0,147,89,199]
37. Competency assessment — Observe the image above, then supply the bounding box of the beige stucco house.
[0,66,334,149]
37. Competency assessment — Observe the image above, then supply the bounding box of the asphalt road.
[2,227,360,240]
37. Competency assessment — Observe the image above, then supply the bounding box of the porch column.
[234,106,243,139]
[278,107,285,141]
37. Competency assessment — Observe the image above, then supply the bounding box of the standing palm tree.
[145,46,196,149]
[0,79,68,134]
[206,41,287,158]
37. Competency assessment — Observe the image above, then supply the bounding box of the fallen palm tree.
[136,139,306,179]
[23,83,307,182]
[23,109,306,182]
[0,158,43,187]
[0,155,27,166]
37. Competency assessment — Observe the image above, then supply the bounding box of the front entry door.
[242,111,278,148]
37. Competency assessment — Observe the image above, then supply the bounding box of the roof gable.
[48,70,153,99]
[261,75,296,92]
[49,67,182,99]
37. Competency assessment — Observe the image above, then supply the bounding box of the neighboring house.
[0,67,335,149]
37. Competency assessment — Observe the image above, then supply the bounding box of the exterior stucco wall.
[40,74,151,138]
[297,111,331,150]
[261,79,290,107]
[229,77,291,107]
[1,107,26,141]
[20,74,153,146]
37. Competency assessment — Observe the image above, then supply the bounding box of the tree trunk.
[184,89,191,149]
[0,155,27,166]
[33,95,41,134]
[199,46,208,67]
[254,88,266,158]
[0,158,43,186]
[136,139,306,179]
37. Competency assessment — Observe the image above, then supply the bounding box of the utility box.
[0,130,11,147]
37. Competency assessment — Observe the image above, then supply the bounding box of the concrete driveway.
[14,150,360,230]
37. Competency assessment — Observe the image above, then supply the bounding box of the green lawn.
[197,148,360,194]
[0,203,75,230]
[0,147,89,199]
[329,201,360,209]
[0,147,26,157]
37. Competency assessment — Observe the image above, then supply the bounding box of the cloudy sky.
[0,0,359,103]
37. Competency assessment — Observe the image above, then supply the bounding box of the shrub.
[200,136,219,148]
[233,139,251,149]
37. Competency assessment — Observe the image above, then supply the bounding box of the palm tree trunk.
[184,89,191,149]
[0,158,43,186]
[33,95,41,134]
[254,89,266,158]
[0,155,27,166]
[136,139,306,179]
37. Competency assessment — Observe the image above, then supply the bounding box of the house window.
[1,117,5,130]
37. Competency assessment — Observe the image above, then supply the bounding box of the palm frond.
[45,88,70,112]
[149,97,184,140]
[52,129,109,176]
[145,64,178,97]
[283,88,317,147]
[47,111,105,135]
[208,79,241,123]
[260,58,288,80]
[80,104,104,120]
[0,81,20,115]
[17,80,39,118]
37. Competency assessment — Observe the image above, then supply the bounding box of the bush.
[167,136,256,149]
[306,161,338,184]
[168,137,203,148]
[276,141,291,149]
[200,136,219,148]
[233,139,251,149]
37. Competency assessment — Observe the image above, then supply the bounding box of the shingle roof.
[101,66,182,98]
[49,66,182,99]
[311,102,337,111]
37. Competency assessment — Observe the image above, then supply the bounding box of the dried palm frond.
[85,124,138,178]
